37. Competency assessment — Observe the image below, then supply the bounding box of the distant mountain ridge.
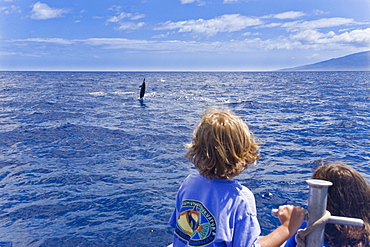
[281,51,370,71]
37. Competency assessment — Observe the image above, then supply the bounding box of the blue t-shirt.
[169,173,261,247]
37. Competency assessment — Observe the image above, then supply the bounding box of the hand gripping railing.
[271,179,364,247]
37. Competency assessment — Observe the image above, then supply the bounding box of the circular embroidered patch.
[175,200,217,246]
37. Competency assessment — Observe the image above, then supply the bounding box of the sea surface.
[0,71,369,246]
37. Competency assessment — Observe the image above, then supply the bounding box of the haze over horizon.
[1,0,369,71]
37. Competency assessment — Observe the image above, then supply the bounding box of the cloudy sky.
[0,0,369,71]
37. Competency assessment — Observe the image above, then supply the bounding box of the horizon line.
[1,69,369,72]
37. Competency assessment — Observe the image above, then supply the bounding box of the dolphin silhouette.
[186,210,200,232]
[139,78,146,99]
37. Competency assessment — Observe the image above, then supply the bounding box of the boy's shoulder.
[179,173,257,214]
[183,173,253,195]
[184,173,238,185]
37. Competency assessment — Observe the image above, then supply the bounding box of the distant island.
[281,50,370,71]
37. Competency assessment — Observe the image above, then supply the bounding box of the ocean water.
[0,71,369,246]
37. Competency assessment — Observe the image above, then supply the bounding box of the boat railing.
[271,179,364,247]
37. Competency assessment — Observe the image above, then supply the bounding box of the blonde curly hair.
[185,107,260,180]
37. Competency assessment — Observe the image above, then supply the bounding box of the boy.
[169,108,304,247]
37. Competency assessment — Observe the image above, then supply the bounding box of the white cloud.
[223,0,240,3]
[106,12,145,23]
[83,38,151,50]
[242,32,261,36]
[302,17,354,29]
[116,22,145,31]
[131,14,145,21]
[82,38,260,53]
[290,29,336,43]
[9,26,370,55]
[83,38,197,52]
[156,14,263,36]
[0,50,44,57]
[307,53,320,59]
[15,38,74,45]
[30,2,69,20]
[106,10,146,30]
[262,11,305,20]
[152,33,171,39]
[272,11,305,19]
[313,9,330,16]
[0,5,20,14]
[0,51,18,56]
[180,0,205,4]
[282,17,355,31]
[329,28,370,46]
[259,22,282,28]
[9,37,250,53]
[283,27,370,50]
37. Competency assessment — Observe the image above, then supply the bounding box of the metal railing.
[272,179,364,247]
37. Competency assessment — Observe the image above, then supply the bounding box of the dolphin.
[139,78,146,99]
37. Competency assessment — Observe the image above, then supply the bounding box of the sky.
[0,0,369,71]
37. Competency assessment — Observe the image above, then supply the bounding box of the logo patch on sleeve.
[175,200,217,246]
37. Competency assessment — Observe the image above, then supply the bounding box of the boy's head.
[185,107,260,180]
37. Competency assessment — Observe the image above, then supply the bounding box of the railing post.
[306,179,333,247]
[271,179,364,246]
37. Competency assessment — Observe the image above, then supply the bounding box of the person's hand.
[258,205,305,247]
[277,205,305,237]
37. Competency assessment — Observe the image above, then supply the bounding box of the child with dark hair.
[285,162,370,247]
[169,108,305,247]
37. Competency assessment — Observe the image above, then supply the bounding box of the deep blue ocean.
[0,71,369,247]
